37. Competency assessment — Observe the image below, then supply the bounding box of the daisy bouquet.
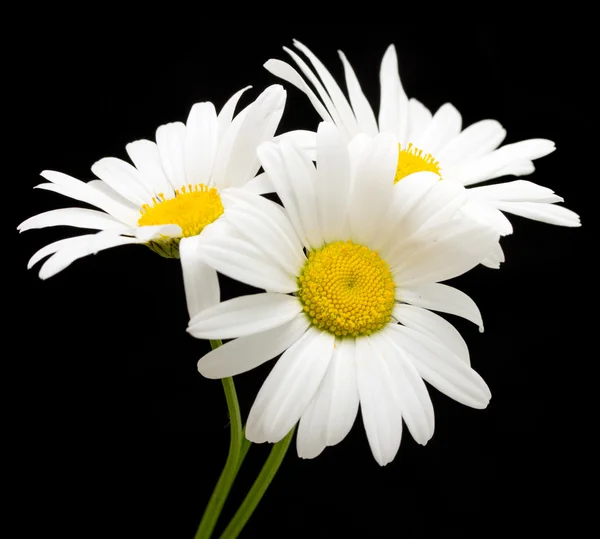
[18,40,580,538]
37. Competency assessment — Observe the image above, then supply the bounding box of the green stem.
[219,425,296,539]
[194,340,244,539]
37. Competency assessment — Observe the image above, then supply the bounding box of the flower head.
[18,85,300,316]
[265,40,580,267]
[188,123,499,465]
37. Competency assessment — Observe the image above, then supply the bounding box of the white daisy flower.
[264,40,580,268]
[18,84,312,317]
[188,122,499,466]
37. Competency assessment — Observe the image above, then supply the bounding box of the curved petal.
[242,172,275,194]
[386,324,491,409]
[396,282,484,331]
[480,241,505,269]
[91,157,153,206]
[355,336,403,466]
[217,86,252,141]
[414,103,462,156]
[197,313,310,379]
[156,121,187,190]
[135,224,181,241]
[469,180,564,204]
[274,130,318,160]
[180,235,220,319]
[296,338,359,459]
[406,98,432,144]
[373,330,435,445]
[211,85,286,190]
[378,44,409,143]
[18,208,125,233]
[436,119,506,166]
[246,328,335,443]
[393,304,470,365]
[185,102,219,186]
[495,201,581,227]
[125,139,175,198]
[188,292,302,339]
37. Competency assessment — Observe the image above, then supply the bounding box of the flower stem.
[194,340,245,539]
[219,425,296,539]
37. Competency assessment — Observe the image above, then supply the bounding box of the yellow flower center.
[298,241,395,337]
[394,143,441,183]
[138,184,224,259]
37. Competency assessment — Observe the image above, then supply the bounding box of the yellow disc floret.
[298,241,395,337]
[138,184,224,259]
[394,143,441,183]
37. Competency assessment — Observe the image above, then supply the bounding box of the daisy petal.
[406,98,432,143]
[211,85,286,190]
[373,330,435,445]
[179,235,220,319]
[217,86,252,141]
[469,180,564,204]
[246,328,335,443]
[197,312,310,379]
[297,338,359,458]
[414,103,462,156]
[274,130,318,160]
[37,171,138,225]
[315,122,351,242]
[185,102,218,186]
[338,50,379,136]
[38,232,143,280]
[379,44,409,143]
[495,201,581,227]
[18,208,125,233]
[243,172,275,194]
[436,119,506,166]
[393,304,470,365]
[125,140,175,198]
[135,224,181,241]
[356,337,403,466]
[459,200,514,236]
[28,234,99,269]
[91,157,153,206]
[480,241,505,269]
[387,324,491,409]
[188,292,302,339]
[396,282,484,331]
[156,121,187,190]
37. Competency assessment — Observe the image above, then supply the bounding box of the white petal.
[242,172,275,194]
[393,304,470,365]
[274,130,318,160]
[296,338,359,459]
[338,50,379,136]
[263,59,334,125]
[246,328,335,443]
[469,180,564,204]
[197,312,310,379]
[188,292,302,339]
[397,283,483,331]
[197,236,298,293]
[28,234,98,269]
[258,140,322,249]
[179,235,220,319]
[315,122,351,242]
[18,208,125,233]
[406,98,432,143]
[211,85,286,190]
[348,132,398,246]
[386,324,491,409]
[87,179,140,211]
[459,199,514,236]
[135,224,181,241]
[222,200,305,276]
[391,216,498,286]
[373,329,435,445]
[355,337,403,466]
[414,103,462,156]
[480,241,505,269]
[38,232,143,280]
[125,139,175,198]
[156,121,187,190]
[37,171,138,225]
[449,139,556,186]
[217,86,252,142]
[185,102,219,186]
[378,44,409,143]
[91,157,153,206]
[436,119,506,166]
[495,201,581,227]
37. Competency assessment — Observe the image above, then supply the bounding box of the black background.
[10,20,589,539]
